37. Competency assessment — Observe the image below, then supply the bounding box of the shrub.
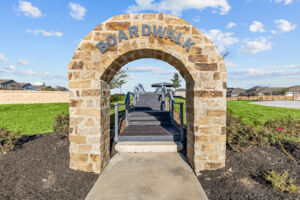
[52,113,69,137]
[226,113,300,152]
[0,128,19,153]
[264,170,300,194]
[226,114,275,151]
[264,116,299,141]
[111,94,125,102]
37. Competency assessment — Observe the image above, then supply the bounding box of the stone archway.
[68,13,226,174]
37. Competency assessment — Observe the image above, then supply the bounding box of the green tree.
[171,73,182,90]
[281,88,289,96]
[221,50,230,59]
[110,68,129,94]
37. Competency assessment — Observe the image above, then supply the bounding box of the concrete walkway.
[249,101,300,109]
[85,153,208,200]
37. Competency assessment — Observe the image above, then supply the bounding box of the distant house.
[151,82,174,88]
[227,88,246,97]
[0,79,19,89]
[35,85,53,91]
[287,86,300,95]
[19,83,35,90]
[246,86,265,95]
[174,88,186,98]
[55,86,68,91]
[245,86,285,96]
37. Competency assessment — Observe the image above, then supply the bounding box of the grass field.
[1,97,299,135]
[173,97,187,124]
[173,98,300,126]
[227,101,300,126]
[0,95,128,135]
[0,103,69,135]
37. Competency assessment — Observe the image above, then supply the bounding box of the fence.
[0,90,69,104]
[227,95,300,101]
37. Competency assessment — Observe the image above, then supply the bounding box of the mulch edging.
[0,133,299,199]
[198,143,300,200]
[0,134,98,200]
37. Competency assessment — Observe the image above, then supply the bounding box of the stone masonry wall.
[0,90,68,104]
[68,13,227,174]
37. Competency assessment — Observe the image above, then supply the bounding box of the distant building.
[288,86,300,94]
[19,83,35,90]
[174,88,186,98]
[151,82,174,88]
[245,86,265,95]
[227,88,246,97]
[55,86,68,91]
[0,79,19,89]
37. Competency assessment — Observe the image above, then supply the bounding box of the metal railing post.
[125,104,129,126]
[164,89,167,111]
[171,101,174,125]
[179,102,184,142]
[114,103,119,143]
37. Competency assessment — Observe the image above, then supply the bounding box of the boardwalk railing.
[160,85,184,142]
[114,84,145,143]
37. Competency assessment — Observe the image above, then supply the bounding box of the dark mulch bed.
[0,134,99,200]
[1,132,299,200]
[198,142,300,200]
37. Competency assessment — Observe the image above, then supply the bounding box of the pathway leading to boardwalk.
[85,152,208,200]
[249,101,300,109]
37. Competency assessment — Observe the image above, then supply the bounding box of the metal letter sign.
[96,24,196,54]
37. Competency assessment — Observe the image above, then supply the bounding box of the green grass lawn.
[227,101,300,126]
[173,98,300,126]
[0,103,69,135]
[0,95,129,136]
[1,97,299,136]
[110,95,127,125]
[173,97,187,124]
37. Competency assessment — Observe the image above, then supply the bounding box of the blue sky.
[0,0,299,93]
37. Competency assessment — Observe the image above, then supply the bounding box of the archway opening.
[104,56,192,157]
[100,49,195,160]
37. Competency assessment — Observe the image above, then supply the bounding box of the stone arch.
[68,13,227,174]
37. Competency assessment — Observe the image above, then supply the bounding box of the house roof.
[288,86,300,92]
[151,82,174,87]
[19,83,32,87]
[257,87,283,94]
[0,79,15,84]
[175,88,186,91]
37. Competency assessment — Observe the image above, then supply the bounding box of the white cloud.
[193,16,200,22]
[249,21,265,33]
[202,29,238,52]
[229,67,300,81]
[239,37,272,54]
[224,60,236,67]
[5,65,16,71]
[0,65,66,80]
[127,0,231,16]
[0,54,8,62]
[271,0,293,5]
[271,30,277,34]
[274,19,296,32]
[128,74,137,80]
[26,29,63,37]
[128,66,177,75]
[226,22,236,29]
[267,64,300,69]
[18,59,31,65]
[17,1,42,18]
[69,2,86,20]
